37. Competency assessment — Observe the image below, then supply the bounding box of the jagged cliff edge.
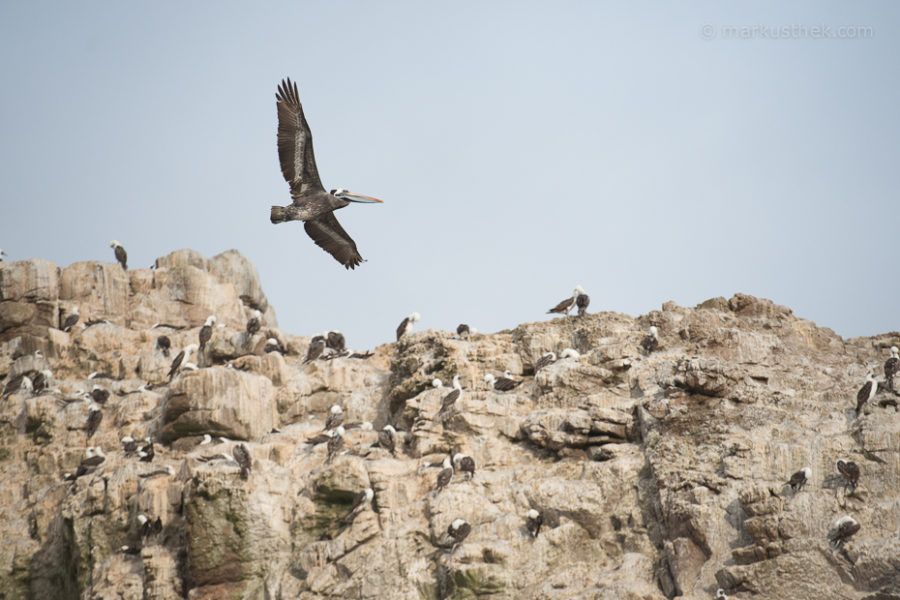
[0,248,898,600]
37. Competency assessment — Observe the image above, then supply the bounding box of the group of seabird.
[772,345,900,562]
[547,286,590,317]
[304,331,362,362]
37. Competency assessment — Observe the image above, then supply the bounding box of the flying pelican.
[269,78,384,269]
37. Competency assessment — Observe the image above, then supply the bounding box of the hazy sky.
[1,2,898,350]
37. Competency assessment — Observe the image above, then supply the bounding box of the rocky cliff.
[0,250,898,600]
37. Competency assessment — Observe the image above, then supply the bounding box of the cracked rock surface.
[1,254,898,599]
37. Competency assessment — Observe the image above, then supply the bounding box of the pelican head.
[432,378,443,388]
[834,514,857,527]
[204,315,217,326]
[442,456,452,469]
[527,509,540,519]
[332,188,384,204]
[410,312,421,322]
[649,326,658,337]
[330,404,343,414]
[892,346,899,356]
[364,487,374,501]
[0,249,6,259]
[801,467,812,478]
[484,373,495,385]
[573,285,585,296]
[109,240,122,249]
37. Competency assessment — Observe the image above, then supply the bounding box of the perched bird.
[377,425,397,456]
[525,509,543,538]
[576,291,590,316]
[199,316,216,351]
[233,444,252,480]
[326,331,346,354]
[168,344,197,379]
[270,78,384,269]
[324,405,345,431]
[2,373,32,397]
[85,403,102,439]
[437,375,462,419]
[341,488,374,526]
[534,352,557,373]
[457,324,471,338]
[264,338,284,354]
[305,335,326,363]
[447,519,471,548]
[786,467,811,492]
[884,346,899,393]
[138,441,155,462]
[641,326,659,353]
[828,515,860,548]
[453,453,475,480]
[547,286,586,316]
[73,446,106,478]
[856,373,877,415]
[121,436,138,454]
[326,427,345,464]
[156,335,171,357]
[246,310,262,336]
[435,457,453,493]
[90,385,109,405]
[61,306,80,332]
[835,459,860,491]
[396,313,421,341]
[32,369,51,394]
[486,371,522,392]
[109,240,128,270]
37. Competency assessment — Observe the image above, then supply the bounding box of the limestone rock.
[161,367,276,442]
[1,255,899,600]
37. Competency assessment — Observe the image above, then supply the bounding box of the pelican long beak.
[338,191,384,204]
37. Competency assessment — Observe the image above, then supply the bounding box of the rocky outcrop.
[1,251,898,599]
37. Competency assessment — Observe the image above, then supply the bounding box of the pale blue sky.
[1,2,897,350]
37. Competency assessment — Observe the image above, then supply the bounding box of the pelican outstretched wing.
[276,78,324,196]
[304,212,364,269]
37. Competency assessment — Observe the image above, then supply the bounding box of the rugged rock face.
[1,252,898,600]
